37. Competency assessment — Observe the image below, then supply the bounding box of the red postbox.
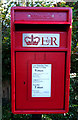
[11,7,72,114]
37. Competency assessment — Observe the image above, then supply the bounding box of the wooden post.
[32,114,42,120]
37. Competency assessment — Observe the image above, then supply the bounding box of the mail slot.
[11,7,72,114]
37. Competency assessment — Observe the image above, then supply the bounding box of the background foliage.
[1,1,78,120]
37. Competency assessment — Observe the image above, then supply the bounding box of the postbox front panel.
[16,52,65,110]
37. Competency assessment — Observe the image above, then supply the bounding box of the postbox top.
[11,7,72,24]
[11,6,72,11]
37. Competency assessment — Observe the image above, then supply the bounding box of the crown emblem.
[24,35,40,45]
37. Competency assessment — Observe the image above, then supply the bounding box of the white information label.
[23,33,60,47]
[32,64,51,97]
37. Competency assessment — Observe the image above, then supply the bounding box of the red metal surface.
[11,7,72,114]
[14,21,70,24]
[15,11,67,22]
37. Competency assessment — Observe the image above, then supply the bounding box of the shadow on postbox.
[11,7,72,114]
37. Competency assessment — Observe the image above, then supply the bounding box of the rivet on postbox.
[52,15,54,18]
[28,14,31,18]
